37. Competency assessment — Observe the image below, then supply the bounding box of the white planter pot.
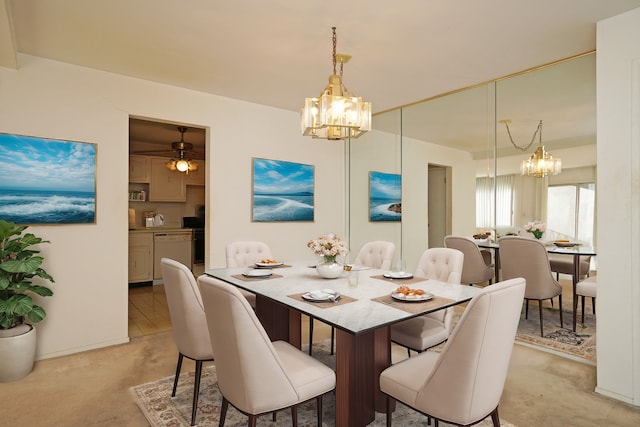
[316,260,343,279]
[0,324,37,382]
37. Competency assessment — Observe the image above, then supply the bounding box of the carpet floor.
[131,360,515,427]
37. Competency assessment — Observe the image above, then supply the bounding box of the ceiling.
[2,0,640,154]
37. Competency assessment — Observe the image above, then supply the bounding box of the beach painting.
[252,158,314,222]
[369,171,401,222]
[0,133,96,225]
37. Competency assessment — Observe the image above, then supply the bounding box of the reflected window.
[547,183,595,245]
[476,175,514,228]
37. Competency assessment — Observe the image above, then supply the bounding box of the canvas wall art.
[252,158,314,222]
[0,133,97,224]
[369,171,401,222]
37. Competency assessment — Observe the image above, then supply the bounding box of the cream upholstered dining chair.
[498,236,563,337]
[308,240,396,355]
[197,275,336,427]
[380,278,526,427]
[444,235,494,286]
[160,258,214,426]
[225,241,275,307]
[353,240,396,270]
[390,248,464,356]
[576,276,597,324]
[548,253,591,281]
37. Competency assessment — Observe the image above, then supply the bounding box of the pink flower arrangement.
[524,221,546,239]
[307,233,348,262]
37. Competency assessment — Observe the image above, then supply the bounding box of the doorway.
[128,117,207,337]
[428,164,452,248]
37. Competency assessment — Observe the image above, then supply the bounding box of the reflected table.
[478,241,596,331]
[204,263,481,427]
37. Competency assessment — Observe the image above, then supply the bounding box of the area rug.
[131,345,515,427]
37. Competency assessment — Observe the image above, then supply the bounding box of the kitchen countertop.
[129,227,194,233]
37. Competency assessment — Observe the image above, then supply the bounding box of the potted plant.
[0,219,54,382]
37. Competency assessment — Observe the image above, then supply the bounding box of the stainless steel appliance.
[153,230,193,280]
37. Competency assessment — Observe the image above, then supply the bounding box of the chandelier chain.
[331,27,337,75]
[504,120,542,152]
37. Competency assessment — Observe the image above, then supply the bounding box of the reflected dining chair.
[197,275,336,427]
[308,240,396,355]
[380,278,526,427]
[160,258,214,426]
[444,235,494,286]
[576,276,597,324]
[498,236,563,336]
[225,241,275,307]
[390,248,464,356]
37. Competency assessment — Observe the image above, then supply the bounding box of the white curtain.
[476,175,514,228]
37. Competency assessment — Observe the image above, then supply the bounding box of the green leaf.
[0,256,43,274]
[27,305,46,323]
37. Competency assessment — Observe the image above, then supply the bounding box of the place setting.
[288,288,357,307]
[372,285,454,314]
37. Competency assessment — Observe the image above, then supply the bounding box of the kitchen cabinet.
[128,232,153,283]
[149,158,186,202]
[129,155,151,183]
[186,160,205,186]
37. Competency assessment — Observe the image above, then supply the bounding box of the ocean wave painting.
[253,158,314,222]
[0,133,96,224]
[369,171,401,222]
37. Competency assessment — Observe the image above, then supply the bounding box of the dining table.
[478,240,597,332]
[203,262,482,427]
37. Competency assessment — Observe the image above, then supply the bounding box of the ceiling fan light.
[175,159,190,172]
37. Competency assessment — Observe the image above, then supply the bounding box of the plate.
[553,241,580,248]
[391,292,434,302]
[383,272,414,279]
[255,261,284,268]
[301,290,340,302]
[242,268,273,277]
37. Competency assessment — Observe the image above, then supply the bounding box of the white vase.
[316,259,343,279]
[0,324,37,382]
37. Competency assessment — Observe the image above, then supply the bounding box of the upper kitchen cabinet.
[185,161,205,186]
[149,158,186,202]
[129,155,151,183]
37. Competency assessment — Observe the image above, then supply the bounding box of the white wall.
[596,7,640,406]
[0,54,344,359]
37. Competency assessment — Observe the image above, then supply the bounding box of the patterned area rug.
[131,344,515,427]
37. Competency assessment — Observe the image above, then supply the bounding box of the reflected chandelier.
[501,119,561,178]
[300,27,371,140]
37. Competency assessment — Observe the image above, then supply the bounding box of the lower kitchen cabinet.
[128,232,153,283]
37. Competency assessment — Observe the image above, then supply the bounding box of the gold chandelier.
[501,119,561,178]
[300,27,371,140]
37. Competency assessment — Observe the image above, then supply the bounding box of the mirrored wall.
[348,52,596,272]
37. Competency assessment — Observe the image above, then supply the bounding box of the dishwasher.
[153,231,193,281]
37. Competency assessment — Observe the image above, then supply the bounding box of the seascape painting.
[252,158,314,222]
[0,133,96,224]
[369,171,401,222]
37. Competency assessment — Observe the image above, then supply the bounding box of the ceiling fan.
[133,126,204,160]
[133,126,203,174]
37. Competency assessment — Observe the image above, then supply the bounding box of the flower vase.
[316,257,342,279]
[532,231,544,240]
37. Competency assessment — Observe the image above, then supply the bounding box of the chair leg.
[525,299,529,319]
[172,353,184,397]
[291,404,298,427]
[308,317,314,355]
[330,327,335,355]
[558,294,563,328]
[407,348,411,357]
[581,295,586,323]
[386,396,393,427]
[539,301,544,337]
[248,414,257,427]
[219,397,229,427]
[490,406,500,427]
[316,395,323,426]
[592,297,596,315]
[190,360,204,426]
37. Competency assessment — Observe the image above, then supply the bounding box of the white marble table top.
[203,263,482,335]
